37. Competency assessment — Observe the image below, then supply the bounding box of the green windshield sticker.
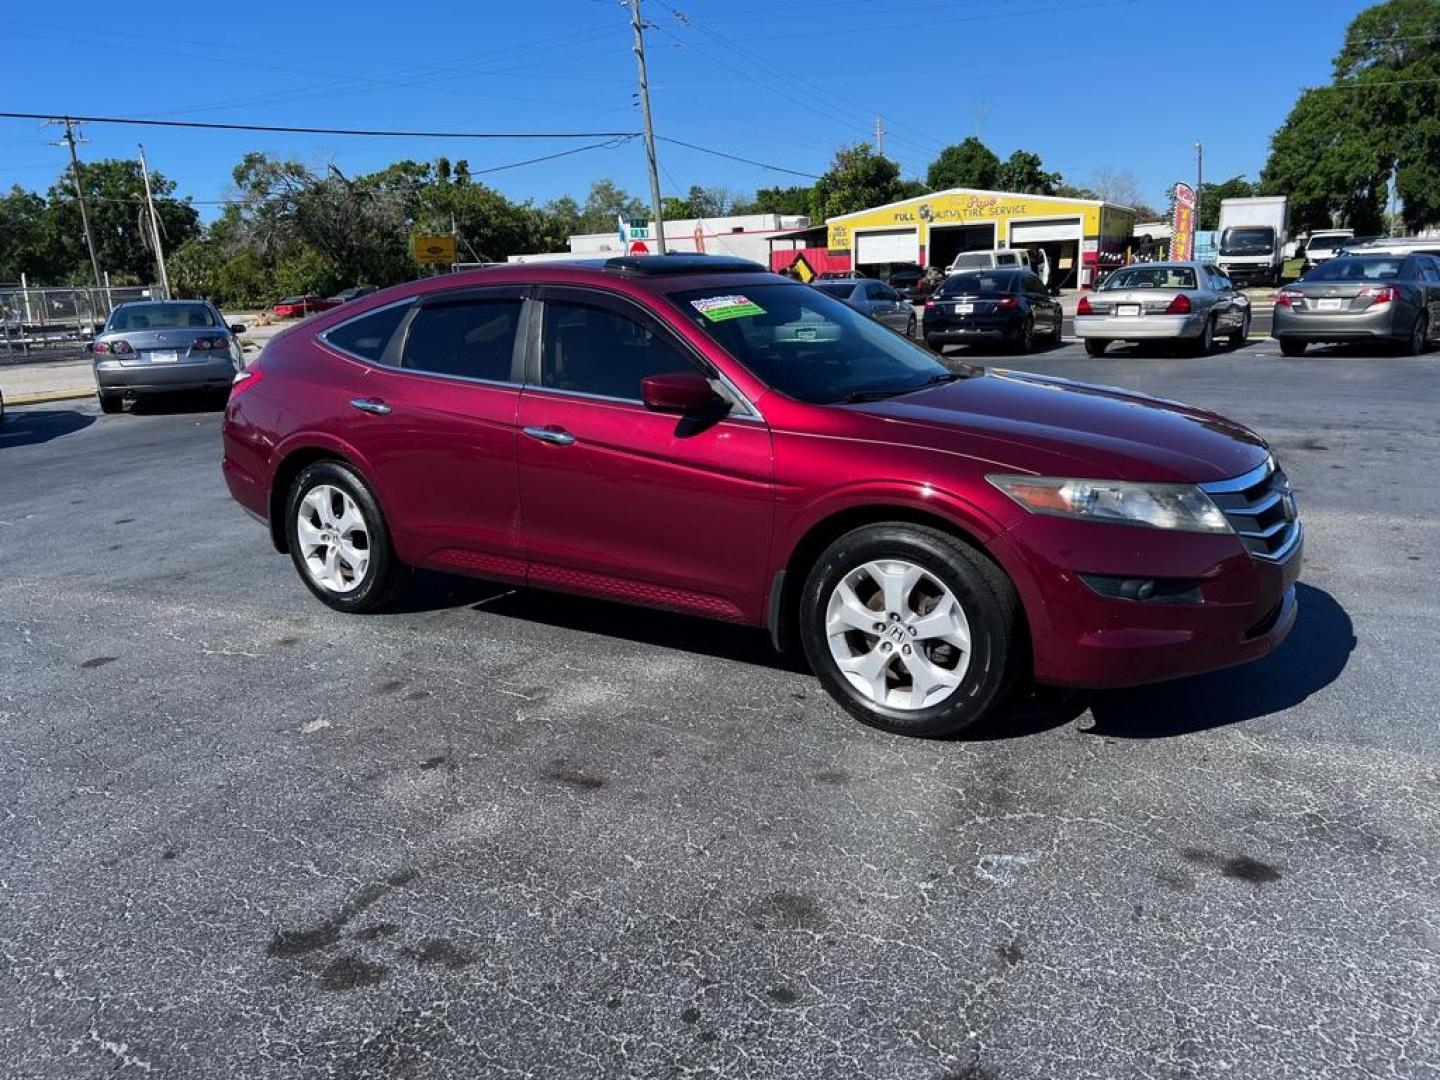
[691,294,765,322]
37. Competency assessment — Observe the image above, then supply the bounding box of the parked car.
[922,268,1062,353]
[0,386,5,423]
[811,278,915,336]
[1075,261,1251,357]
[945,248,1031,276]
[92,300,246,413]
[1299,228,1354,269]
[329,286,378,305]
[1272,252,1440,356]
[816,270,863,280]
[222,253,1301,739]
[273,295,339,319]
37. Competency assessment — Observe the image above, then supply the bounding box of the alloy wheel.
[296,484,371,593]
[824,559,971,711]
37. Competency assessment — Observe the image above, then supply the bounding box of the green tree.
[0,185,61,282]
[926,137,999,191]
[995,150,1061,195]
[1262,0,1440,232]
[810,144,907,223]
[577,178,648,233]
[743,184,813,216]
[1197,175,1257,231]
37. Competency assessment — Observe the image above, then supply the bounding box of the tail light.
[1165,293,1192,315]
[997,296,1019,309]
[191,336,229,351]
[1360,285,1395,305]
[1077,295,1094,315]
[93,340,133,354]
[1275,289,1304,307]
[924,299,936,309]
[229,368,262,399]
[113,340,134,354]
[93,340,109,354]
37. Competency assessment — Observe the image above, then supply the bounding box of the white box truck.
[1217,196,1290,286]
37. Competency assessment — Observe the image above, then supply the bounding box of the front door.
[344,286,528,581]
[515,286,774,623]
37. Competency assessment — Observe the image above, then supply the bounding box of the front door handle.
[523,425,575,446]
[350,397,391,416]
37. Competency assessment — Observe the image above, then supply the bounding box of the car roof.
[114,299,207,308]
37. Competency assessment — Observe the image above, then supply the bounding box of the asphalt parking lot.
[2,340,1438,1078]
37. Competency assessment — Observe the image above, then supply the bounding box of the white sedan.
[1077,261,1251,357]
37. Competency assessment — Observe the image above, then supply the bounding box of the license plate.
[150,350,179,363]
[955,303,973,314]
[1316,298,1343,311]
[1117,304,1140,317]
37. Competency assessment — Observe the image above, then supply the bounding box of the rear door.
[1417,257,1440,339]
[1020,274,1058,333]
[330,286,529,580]
[515,286,774,622]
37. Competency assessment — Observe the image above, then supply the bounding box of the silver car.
[92,301,246,413]
[1273,253,1440,356]
[812,279,916,337]
[1076,261,1251,357]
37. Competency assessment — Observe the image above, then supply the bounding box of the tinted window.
[1421,260,1440,284]
[401,298,521,381]
[325,302,410,362]
[541,300,695,400]
[813,283,856,299]
[1304,257,1402,281]
[864,283,886,300]
[108,303,217,331]
[1022,274,1046,295]
[670,283,953,405]
[1220,227,1276,254]
[939,272,1014,296]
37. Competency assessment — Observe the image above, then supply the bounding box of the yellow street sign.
[412,234,457,264]
[791,253,816,282]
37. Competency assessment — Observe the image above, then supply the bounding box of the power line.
[657,136,821,179]
[0,112,638,140]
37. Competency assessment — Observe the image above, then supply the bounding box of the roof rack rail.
[602,254,766,275]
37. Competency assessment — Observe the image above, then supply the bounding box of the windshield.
[1303,257,1402,281]
[669,283,957,405]
[107,303,217,331]
[1101,266,1198,291]
[939,272,1014,296]
[811,283,856,299]
[1307,234,1349,253]
[1220,227,1276,255]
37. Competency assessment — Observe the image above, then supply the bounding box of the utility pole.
[137,144,171,298]
[876,115,886,157]
[1194,140,1204,231]
[628,0,667,254]
[61,118,104,293]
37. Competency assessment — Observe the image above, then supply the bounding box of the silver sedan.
[1076,261,1251,357]
[92,300,246,413]
[811,279,917,337]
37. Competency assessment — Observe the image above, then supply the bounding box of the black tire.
[1189,315,1216,356]
[798,523,1021,738]
[1402,312,1428,356]
[1049,314,1064,344]
[1084,338,1108,357]
[905,312,917,338]
[284,460,409,613]
[1229,309,1250,347]
[1279,338,1307,357]
[98,391,123,414]
[1015,315,1035,354]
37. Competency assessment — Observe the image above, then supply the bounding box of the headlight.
[988,474,1232,534]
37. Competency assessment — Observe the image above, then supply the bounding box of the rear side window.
[325,303,410,362]
[401,298,522,382]
[541,300,695,401]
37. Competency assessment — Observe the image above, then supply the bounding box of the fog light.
[1078,574,1201,604]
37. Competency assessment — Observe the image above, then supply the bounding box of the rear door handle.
[350,398,391,416]
[523,425,575,446]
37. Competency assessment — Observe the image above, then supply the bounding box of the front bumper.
[986,514,1303,689]
[96,356,238,393]
[1074,313,1204,340]
[1272,304,1400,342]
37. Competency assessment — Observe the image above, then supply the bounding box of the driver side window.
[540,299,697,402]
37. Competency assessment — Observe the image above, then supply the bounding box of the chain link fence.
[0,284,168,360]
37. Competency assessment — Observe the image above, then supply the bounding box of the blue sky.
[1,0,1370,221]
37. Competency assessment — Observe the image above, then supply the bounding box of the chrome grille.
[1201,457,1301,562]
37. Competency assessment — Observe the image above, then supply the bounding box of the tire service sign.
[1170,183,1197,263]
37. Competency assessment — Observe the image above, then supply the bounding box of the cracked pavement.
[1,341,1438,1078]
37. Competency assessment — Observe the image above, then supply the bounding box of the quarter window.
[541,300,696,401]
[325,303,410,363]
[401,298,522,382]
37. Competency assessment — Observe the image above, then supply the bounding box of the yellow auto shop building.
[825,188,1136,289]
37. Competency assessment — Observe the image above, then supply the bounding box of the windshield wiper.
[841,371,967,403]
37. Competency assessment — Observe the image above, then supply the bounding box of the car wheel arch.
[768,501,1018,655]
[267,444,382,553]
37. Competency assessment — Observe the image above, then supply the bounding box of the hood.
[848,370,1268,483]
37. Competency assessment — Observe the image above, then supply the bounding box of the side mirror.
[641,371,720,414]
[230,323,247,334]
